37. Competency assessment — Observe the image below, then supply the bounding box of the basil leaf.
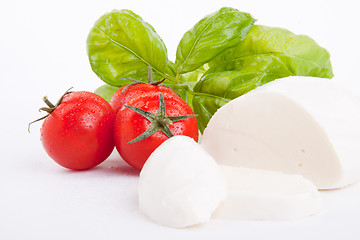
[87,10,170,86]
[210,25,334,78]
[164,63,208,110]
[174,7,255,75]
[194,25,334,132]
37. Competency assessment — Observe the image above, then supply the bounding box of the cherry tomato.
[110,83,175,114]
[39,91,115,170]
[113,86,198,170]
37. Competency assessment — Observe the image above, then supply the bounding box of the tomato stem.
[43,96,55,108]
[147,66,167,85]
[121,67,167,93]
[28,87,74,133]
[148,66,153,84]
[174,72,181,83]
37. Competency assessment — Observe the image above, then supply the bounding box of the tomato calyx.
[28,87,73,132]
[121,66,167,93]
[124,92,197,144]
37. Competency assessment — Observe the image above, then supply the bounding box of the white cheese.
[213,165,321,220]
[201,76,360,189]
[138,135,226,228]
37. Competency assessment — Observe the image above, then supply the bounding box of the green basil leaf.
[165,64,208,110]
[194,25,334,132]
[210,25,334,78]
[174,7,255,75]
[87,10,170,86]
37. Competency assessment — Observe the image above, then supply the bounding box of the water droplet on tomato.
[143,101,150,109]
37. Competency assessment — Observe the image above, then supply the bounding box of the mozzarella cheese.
[138,135,226,228]
[201,76,360,189]
[213,165,321,220]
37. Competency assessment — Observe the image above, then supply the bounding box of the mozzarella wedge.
[213,165,321,220]
[138,135,226,228]
[201,76,360,189]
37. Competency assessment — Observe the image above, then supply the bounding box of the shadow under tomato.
[54,150,140,177]
[95,157,140,177]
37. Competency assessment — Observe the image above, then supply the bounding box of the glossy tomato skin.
[110,83,176,114]
[40,91,115,170]
[113,90,198,170]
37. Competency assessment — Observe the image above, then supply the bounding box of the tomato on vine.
[112,68,199,170]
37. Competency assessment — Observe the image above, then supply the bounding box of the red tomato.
[40,91,115,170]
[110,83,175,114]
[113,86,198,170]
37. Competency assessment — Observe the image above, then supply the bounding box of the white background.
[1,0,360,239]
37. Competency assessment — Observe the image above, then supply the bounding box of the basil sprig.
[87,8,333,133]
